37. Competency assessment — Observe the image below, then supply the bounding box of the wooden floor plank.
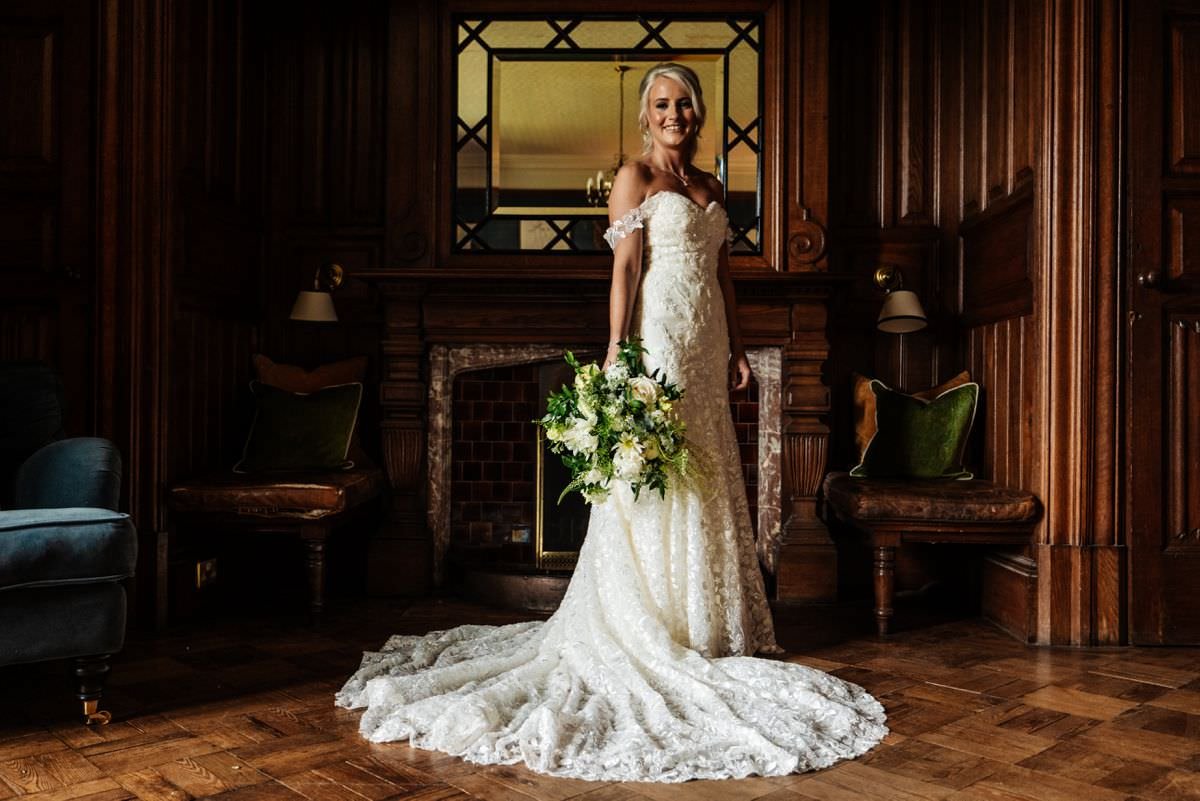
[1148,688,1200,716]
[10,778,133,801]
[0,750,107,796]
[3,599,1199,801]
[150,752,270,797]
[1018,684,1140,720]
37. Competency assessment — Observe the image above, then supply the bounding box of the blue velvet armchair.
[0,363,137,724]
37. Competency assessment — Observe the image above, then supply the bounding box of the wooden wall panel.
[939,0,1042,494]
[170,0,263,486]
[167,309,257,480]
[0,1,93,434]
[1169,18,1200,173]
[828,0,952,475]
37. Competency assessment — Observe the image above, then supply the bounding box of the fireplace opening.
[428,344,780,612]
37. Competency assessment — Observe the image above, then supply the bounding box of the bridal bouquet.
[538,337,689,504]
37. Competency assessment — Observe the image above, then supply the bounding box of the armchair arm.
[0,508,136,591]
[13,438,122,511]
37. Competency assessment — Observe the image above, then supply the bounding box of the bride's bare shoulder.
[613,161,653,192]
[609,162,653,216]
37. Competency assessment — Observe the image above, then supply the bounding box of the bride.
[336,62,887,783]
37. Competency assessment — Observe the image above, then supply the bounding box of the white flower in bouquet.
[564,421,599,455]
[613,433,646,479]
[582,467,609,487]
[629,375,660,405]
[605,362,630,385]
[605,399,627,431]
[537,337,690,504]
[582,486,611,504]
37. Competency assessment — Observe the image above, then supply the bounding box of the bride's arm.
[603,165,646,369]
[716,238,752,390]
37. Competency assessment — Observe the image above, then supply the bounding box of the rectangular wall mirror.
[454,15,763,254]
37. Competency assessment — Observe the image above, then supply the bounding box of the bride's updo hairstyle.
[637,62,707,162]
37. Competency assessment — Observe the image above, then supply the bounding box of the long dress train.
[335,190,887,782]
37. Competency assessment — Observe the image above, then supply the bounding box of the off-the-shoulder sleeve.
[603,207,645,251]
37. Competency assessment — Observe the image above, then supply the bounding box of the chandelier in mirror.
[454,15,763,254]
[585,64,632,208]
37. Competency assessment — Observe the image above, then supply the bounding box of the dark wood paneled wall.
[829,0,1127,644]
[0,0,94,433]
[938,0,1125,645]
[941,1,1042,497]
[827,0,951,477]
[168,0,265,483]
[1,0,1147,639]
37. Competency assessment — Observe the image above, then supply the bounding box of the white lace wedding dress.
[336,190,887,782]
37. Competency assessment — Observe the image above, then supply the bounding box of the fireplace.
[426,343,783,598]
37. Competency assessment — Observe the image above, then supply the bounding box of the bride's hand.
[602,343,620,370]
[731,351,753,391]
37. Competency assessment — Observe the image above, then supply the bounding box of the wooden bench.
[820,472,1042,636]
[163,468,384,627]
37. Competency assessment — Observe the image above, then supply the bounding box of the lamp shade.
[290,290,338,322]
[877,289,927,334]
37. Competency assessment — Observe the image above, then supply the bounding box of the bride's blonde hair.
[638,62,706,163]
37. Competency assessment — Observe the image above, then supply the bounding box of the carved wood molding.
[785,0,830,270]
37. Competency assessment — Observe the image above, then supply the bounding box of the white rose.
[629,375,660,405]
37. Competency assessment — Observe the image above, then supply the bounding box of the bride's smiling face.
[645,77,697,151]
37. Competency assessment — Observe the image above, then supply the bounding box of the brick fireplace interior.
[446,359,762,582]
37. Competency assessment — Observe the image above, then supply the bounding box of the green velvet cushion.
[850,379,978,480]
[234,381,362,473]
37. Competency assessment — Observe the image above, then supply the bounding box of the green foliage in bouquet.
[536,337,690,504]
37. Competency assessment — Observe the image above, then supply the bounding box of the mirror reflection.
[454,16,763,254]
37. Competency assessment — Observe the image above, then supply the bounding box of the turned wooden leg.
[73,655,112,725]
[873,545,896,636]
[302,529,327,621]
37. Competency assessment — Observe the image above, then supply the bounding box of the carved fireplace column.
[369,280,431,595]
[774,294,838,602]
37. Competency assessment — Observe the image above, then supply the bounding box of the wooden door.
[0,0,93,432]
[1129,0,1200,644]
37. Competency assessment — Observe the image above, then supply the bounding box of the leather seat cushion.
[822,471,1041,523]
[0,508,137,591]
[167,468,385,520]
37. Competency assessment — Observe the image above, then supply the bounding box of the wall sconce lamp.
[289,263,344,323]
[874,265,928,334]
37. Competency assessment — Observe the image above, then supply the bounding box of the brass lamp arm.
[312,263,345,292]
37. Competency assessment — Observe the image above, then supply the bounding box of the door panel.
[1129,0,1200,644]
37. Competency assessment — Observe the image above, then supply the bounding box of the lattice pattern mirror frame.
[450,13,767,257]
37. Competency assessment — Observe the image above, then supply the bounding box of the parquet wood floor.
[1,598,1198,801]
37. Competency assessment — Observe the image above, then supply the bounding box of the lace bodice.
[336,189,888,782]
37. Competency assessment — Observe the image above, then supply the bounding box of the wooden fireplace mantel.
[364,272,848,602]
